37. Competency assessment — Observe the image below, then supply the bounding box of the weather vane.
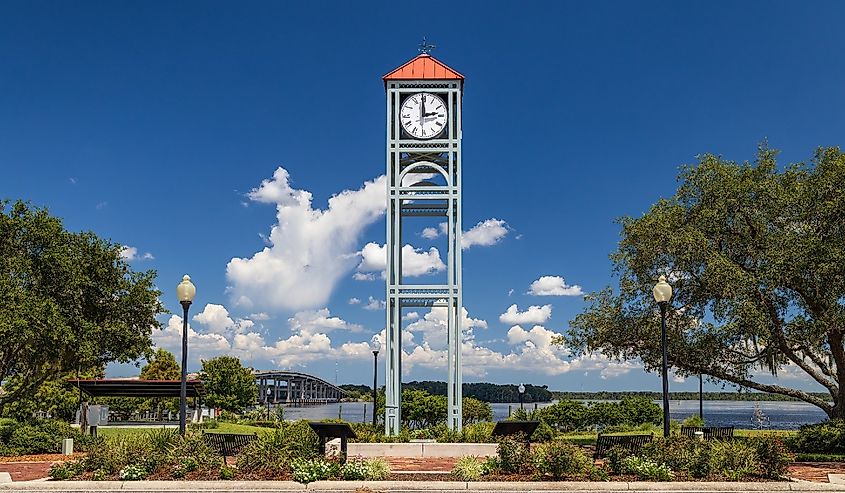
[418,37,436,54]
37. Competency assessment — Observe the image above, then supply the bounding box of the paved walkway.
[0,463,53,482]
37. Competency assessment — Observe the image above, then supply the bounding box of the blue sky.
[2,1,843,391]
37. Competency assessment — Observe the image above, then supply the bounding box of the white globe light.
[176,275,196,302]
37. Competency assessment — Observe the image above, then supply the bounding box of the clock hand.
[419,94,425,125]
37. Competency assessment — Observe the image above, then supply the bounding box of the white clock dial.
[399,93,448,139]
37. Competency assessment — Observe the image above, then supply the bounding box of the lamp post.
[518,383,526,410]
[370,336,381,428]
[653,274,673,438]
[266,387,272,419]
[699,373,704,421]
[176,275,196,436]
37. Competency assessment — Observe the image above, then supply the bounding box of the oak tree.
[562,146,845,417]
[0,201,163,407]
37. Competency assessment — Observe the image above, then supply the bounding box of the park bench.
[594,433,653,460]
[680,426,734,440]
[202,431,256,461]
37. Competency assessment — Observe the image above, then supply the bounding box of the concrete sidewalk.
[2,481,845,492]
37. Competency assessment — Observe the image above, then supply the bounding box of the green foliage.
[119,464,148,481]
[402,380,553,403]
[564,145,845,417]
[141,348,180,380]
[535,399,586,431]
[401,389,446,429]
[496,434,531,474]
[290,457,339,483]
[363,457,390,480]
[584,402,626,428]
[532,439,591,480]
[199,356,257,414]
[339,457,368,480]
[622,456,673,481]
[790,419,845,453]
[751,436,793,479]
[619,396,662,426]
[218,464,235,480]
[452,455,486,481]
[0,419,84,456]
[0,200,163,408]
[49,461,82,480]
[681,415,705,427]
[462,397,493,424]
[237,421,318,474]
[708,440,757,480]
[605,445,632,475]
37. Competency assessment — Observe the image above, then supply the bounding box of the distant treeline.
[550,391,832,402]
[340,381,553,403]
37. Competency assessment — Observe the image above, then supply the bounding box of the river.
[278,400,828,430]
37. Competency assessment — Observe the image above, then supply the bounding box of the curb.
[1,481,845,492]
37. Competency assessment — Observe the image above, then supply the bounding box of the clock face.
[400,93,448,139]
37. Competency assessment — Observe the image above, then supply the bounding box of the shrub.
[709,440,757,480]
[532,421,557,442]
[92,469,108,481]
[496,434,531,474]
[340,457,368,480]
[49,461,82,480]
[790,419,845,454]
[461,422,496,443]
[363,457,390,480]
[290,457,338,483]
[605,445,632,475]
[481,456,500,475]
[452,455,486,481]
[535,399,586,431]
[167,433,220,472]
[237,422,318,474]
[640,436,697,472]
[532,439,591,480]
[462,397,493,424]
[619,396,662,426]
[585,402,627,428]
[622,456,673,481]
[219,464,235,480]
[681,415,705,427]
[9,424,60,454]
[119,464,148,481]
[751,436,793,479]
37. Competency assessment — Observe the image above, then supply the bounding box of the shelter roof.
[71,379,206,398]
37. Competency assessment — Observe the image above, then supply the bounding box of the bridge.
[254,370,346,406]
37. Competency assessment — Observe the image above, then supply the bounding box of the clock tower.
[383,52,464,434]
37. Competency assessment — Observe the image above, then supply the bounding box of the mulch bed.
[0,453,84,463]
[789,462,845,482]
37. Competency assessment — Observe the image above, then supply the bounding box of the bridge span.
[254,370,346,406]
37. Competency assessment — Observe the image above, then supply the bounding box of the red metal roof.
[383,54,464,82]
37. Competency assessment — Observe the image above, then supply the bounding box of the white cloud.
[226,167,386,311]
[152,315,232,364]
[353,272,376,281]
[402,312,420,321]
[418,219,508,250]
[363,296,385,311]
[421,222,448,240]
[499,304,553,325]
[192,303,255,335]
[120,246,154,262]
[287,308,363,335]
[356,242,446,278]
[528,276,584,296]
[248,312,271,321]
[348,297,361,305]
[462,218,508,250]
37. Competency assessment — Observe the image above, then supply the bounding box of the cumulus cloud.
[226,168,386,311]
[499,304,553,325]
[356,242,446,278]
[348,297,361,305]
[192,303,255,336]
[120,246,154,261]
[421,222,448,240]
[363,296,385,311]
[461,219,508,249]
[418,219,508,250]
[528,276,584,296]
